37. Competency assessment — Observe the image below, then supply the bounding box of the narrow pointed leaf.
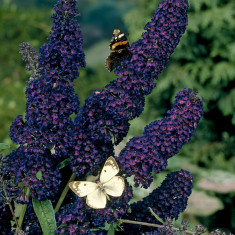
[32,198,57,235]
[56,158,71,169]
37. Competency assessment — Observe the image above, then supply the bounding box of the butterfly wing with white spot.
[86,188,107,209]
[68,181,98,197]
[103,176,125,197]
[100,156,119,184]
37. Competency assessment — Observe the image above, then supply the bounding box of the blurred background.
[0,0,234,233]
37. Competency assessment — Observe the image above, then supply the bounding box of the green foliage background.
[0,3,51,151]
[0,0,234,233]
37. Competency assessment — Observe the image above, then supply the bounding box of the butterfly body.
[105,29,132,72]
[96,181,110,200]
[69,157,125,209]
[109,29,129,51]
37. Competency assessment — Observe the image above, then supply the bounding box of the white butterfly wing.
[86,188,107,209]
[69,157,124,209]
[69,181,98,197]
[100,156,119,184]
[103,176,125,197]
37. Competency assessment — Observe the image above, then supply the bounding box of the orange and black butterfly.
[105,29,132,72]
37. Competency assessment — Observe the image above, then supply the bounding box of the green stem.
[8,201,19,229]
[54,173,76,213]
[17,187,30,231]
[118,219,195,235]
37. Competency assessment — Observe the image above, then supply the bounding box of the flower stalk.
[54,173,76,213]
[118,219,197,235]
[16,188,30,232]
[3,187,20,231]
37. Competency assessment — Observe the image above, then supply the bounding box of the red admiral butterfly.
[105,29,132,72]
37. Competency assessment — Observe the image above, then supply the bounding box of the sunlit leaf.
[32,198,57,235]
[0,143,10,151]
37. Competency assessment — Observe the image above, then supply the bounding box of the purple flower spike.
[72,0,188,178]
[5,147,61,201]
[10,0,85,152]
[117,89,203,188]
[123,170,193,234]
[144,89,204,159]
[39,0,85,82]
[8,0,85,201]
[10,78,80,159]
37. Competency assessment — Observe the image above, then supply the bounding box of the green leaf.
[0,143,10,151]
[32,198,57,235]
[148,207,164,224]
[36,170,43,180]
[56,158,71,169]
[107,224,115,235]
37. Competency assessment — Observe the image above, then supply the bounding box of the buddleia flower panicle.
[118,88,204,188]
[6,0,85,202]
[38,0,85,82]
[123,170,193,234]
[71,0,189,179]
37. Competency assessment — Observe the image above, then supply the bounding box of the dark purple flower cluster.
[0,154,21,203]
[38,0,85,82]
[56,183,133,234]
[5,147,61,201]
[117,89,203,188]
[72,90,125,177]
[10,78,79,159]
[118,134,165,188]
[0,154,19,234]
[21,203,42,234]
[122,170,193,234]
[0,206,13,235]
[72,0,189,178]
[144,89,204,159]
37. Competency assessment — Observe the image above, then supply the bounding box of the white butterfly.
[69,156,125,209]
